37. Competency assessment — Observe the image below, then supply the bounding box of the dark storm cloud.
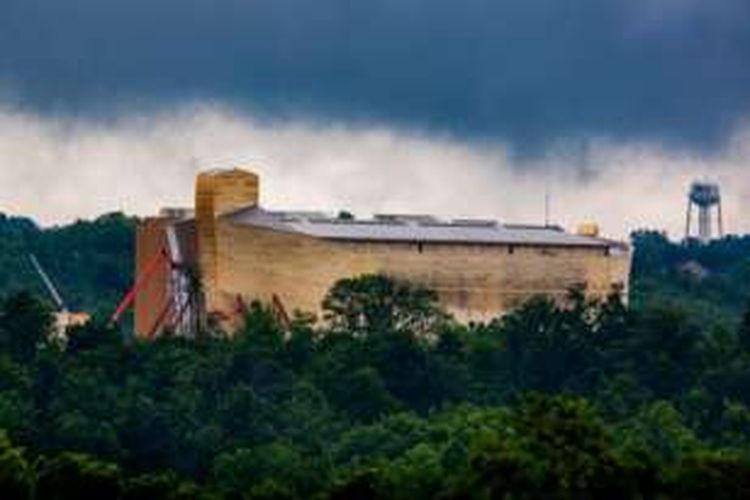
[1,0,749,152]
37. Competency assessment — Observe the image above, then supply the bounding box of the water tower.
[685,181,723,243]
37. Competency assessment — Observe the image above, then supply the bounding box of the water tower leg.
[699,206,711,243]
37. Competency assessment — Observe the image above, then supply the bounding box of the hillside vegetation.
[0,213,134,317]
[631,230,750,329]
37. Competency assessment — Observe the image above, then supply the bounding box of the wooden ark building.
[133,168,631,338]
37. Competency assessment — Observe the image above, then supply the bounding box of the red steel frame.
[110,248,171,330]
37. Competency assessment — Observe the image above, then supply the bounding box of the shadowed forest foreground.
[2,269,750,499]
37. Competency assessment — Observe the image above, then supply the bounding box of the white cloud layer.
[0,104,748,240]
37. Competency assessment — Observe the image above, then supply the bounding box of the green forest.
[0,213,134,318]
[2,214,750,498]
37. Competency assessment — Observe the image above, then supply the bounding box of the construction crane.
[29,254,66,312]
[28,254,90,338]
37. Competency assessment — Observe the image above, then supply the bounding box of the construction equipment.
[110,226,201,339]
[28,254,90,338]
[110,248,170,328]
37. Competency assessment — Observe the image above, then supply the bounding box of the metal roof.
[226,207,622,248]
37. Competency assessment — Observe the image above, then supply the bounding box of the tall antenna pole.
[544,187,550,227]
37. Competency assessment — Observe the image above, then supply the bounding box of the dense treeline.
[631,230,750,328]
[0,212,134,317]
[2,270,750,498]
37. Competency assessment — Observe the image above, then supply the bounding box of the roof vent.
[374,214,438,224]
[504,223,563,232]
[451,218,498,228]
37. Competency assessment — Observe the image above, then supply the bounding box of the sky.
[1,0,749,238]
